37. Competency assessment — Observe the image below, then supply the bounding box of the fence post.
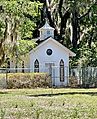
[5,68,8,88]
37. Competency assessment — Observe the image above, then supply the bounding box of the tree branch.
[46,0,50,8]
[78,7,91,20]
[58,0,63,18]
[50,0,55,8]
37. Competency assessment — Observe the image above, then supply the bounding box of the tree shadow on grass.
[27,92,97,97]
[0,91,8,94]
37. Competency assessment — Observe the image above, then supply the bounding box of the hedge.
[69,76,78,88]
[7,73,52,89]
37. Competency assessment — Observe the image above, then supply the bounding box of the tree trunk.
[71,1,79,49]
[72,12,78,48]
[0,17,8,66]
[60,11,70,40]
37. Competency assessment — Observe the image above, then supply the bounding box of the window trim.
[46,49,53,56]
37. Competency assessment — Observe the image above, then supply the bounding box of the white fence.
[0,67,97,88]
[70,67,97,87]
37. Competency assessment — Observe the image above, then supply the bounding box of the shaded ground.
[28,91,97,97]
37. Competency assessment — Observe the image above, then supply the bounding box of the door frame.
[45,62,55,86]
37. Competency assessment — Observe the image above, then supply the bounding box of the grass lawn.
[0,88,97,119]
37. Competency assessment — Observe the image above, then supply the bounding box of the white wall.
[30,38,69,86]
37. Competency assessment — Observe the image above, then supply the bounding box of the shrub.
[7,73,52,89]
[69,76,78,88]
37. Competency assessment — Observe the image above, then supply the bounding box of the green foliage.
[0,0,97,67]
[0,20,5,38]
[0,0,41,38]
[17,40,36,55]
[20,19,36,39]
[71,41,97,67]
[3,39,36,66]
[0,0,42,66]
[7,73,52,89]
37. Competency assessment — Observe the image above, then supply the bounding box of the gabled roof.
[30,37,76,57]
[39,21,54,30]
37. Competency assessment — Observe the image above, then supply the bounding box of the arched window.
[60,59,64,82]
[34,59,39,73]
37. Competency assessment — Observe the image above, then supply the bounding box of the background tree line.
[0,0,97,67]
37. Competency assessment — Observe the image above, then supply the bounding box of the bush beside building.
[7,73,52,89]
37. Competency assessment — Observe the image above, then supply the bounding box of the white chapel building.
[29,21,75,86]
[10,20,76,86]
